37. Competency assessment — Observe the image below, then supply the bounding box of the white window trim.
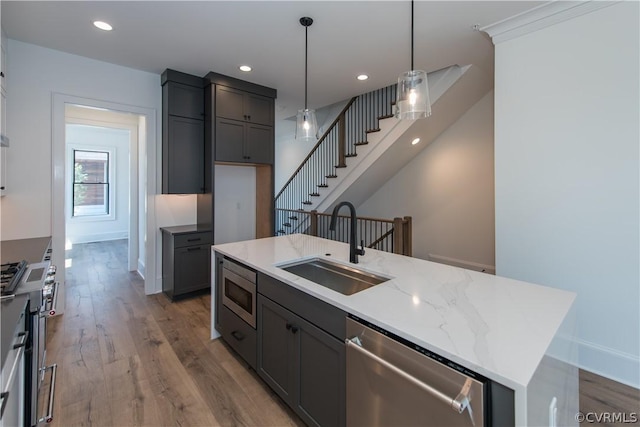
[66,141,117,223]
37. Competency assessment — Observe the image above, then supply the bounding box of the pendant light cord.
[304,24,308,110]
[410,0,414,72]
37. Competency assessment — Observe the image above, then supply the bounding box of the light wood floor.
[48,240,638,426]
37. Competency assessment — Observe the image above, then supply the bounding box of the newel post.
[393,217,403,254]
[310,210,319,236]
[403,216,412,257]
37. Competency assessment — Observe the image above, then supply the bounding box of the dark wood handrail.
[368,228,394,249]
[275,207,399,225]
[275,96,358,200]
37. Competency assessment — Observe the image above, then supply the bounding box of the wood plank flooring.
[48,240,303,427]
[47,240,639,426]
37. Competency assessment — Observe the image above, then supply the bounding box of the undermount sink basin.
[277,257,390,295]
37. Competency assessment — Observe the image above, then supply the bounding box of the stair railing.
[276,208,412,256]
[275,84,397,235]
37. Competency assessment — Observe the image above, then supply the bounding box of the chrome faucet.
[329,201,365,264]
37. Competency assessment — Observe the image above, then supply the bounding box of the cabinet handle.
[231,330,245,341]
[286,323,292,330]
[0,72,4,78]
[186,247,202,252]
[187,238,201,242]
[291,326,299,334]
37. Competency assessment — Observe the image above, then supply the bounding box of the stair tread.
[354,141,368,146]
[335,165,347,168]
[309,193,320,197]
[379,114,394,120]
[318,184,328,188]
[326,175,338,178]
[288,216,299,220]
[302,201,313,205]
[283,223,292,227]
[345,153,357,158]
[365,128,381,134]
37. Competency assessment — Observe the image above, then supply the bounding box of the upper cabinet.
[205,72,276,166]
[215,86,273,126]
[161,69,205,194]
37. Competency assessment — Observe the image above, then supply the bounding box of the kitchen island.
[212,234,578,426]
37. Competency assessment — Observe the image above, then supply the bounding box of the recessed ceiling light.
[93,21,113,31]
[411,138,421,145]
[356,74,369,81]
[239,65,252,72]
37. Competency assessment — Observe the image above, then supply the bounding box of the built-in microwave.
[221,258,256,328]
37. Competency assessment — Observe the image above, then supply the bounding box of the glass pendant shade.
[296,108,318,140]
[396,69,431,119]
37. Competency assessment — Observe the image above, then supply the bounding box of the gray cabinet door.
[165,116,204,194]
[167,82,204,119]
[245,123,273,164]
[215,118,244,162]
[296,318,346,427]
[257,294,346,427]
[257,294,295,403]
[174,243,210,295]
[246,93,273,125]
[215,86,246,121]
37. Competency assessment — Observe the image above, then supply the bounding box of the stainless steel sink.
[277,258,390,295]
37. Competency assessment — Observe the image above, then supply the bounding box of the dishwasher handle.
[346,336,475,418]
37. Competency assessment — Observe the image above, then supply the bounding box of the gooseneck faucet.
[329,201,365,264]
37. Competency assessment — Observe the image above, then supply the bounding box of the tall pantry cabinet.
[197,72,277,241]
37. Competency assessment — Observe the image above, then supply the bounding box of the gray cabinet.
[161,226,211,300]
[257,274,346,427]
[162,69,204,194]
[215,118,273,164]
[215,85,273,126]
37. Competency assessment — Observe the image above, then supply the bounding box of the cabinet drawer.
[174,232,212,248]
[219,304,257,369]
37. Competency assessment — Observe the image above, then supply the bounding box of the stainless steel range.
[0,260,58,426]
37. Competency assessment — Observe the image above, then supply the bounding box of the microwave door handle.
[346,336,475,420]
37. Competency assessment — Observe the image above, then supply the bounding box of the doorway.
[52,94,158,315]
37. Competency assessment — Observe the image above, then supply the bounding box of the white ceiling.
[2,1,543,120]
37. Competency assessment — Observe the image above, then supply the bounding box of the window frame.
[67,143,116,223]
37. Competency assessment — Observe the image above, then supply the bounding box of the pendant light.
[396,1,431,120]
[296,17,318,141]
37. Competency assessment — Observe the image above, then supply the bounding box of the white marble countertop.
[212,234,576,391]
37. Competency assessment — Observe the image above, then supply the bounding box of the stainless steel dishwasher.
[346,317,487,427]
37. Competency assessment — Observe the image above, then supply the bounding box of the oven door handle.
[0,343,26,418]
[38,363,57,424]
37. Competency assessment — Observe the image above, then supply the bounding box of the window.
[72,150,110,217]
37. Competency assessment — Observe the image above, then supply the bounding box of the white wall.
[65,124,130,244]
[357,92,495,270]
[274,100,348,192]
[214,164,256,244]
[494,2,639,387]
[4,40,196,294]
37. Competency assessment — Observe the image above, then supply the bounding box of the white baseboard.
[427,253,496,275]
[68,231,128,244]
[577,337,639,389]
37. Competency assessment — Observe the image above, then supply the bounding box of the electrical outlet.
[548,397,558,427]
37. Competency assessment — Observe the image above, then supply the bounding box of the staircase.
[275,64,491,242]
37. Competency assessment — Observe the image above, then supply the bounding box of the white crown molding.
[480,0,620,44]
